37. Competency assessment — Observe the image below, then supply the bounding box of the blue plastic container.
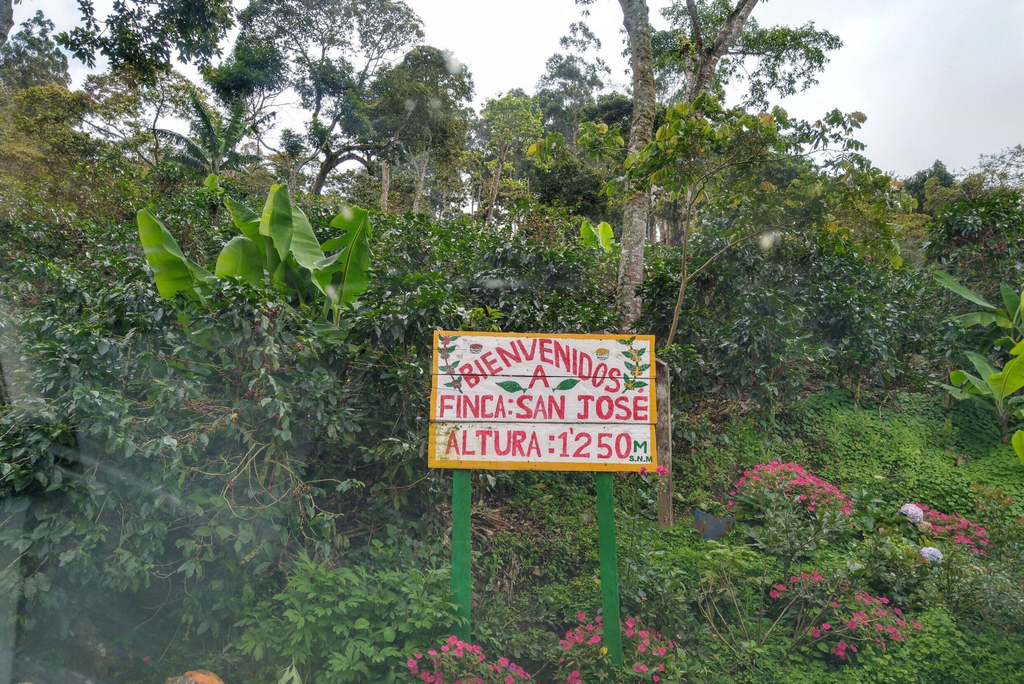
[693,509,735,540]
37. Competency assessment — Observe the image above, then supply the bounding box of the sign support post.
[451,469,473,642]
[429,331,658,663]
[595,472,623,667]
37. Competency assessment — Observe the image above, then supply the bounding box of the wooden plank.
[429,421,655,471]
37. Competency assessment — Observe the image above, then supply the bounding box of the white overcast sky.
[17,0,1024,177]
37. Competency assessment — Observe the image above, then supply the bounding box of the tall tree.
[0,11,69,91]
[371,46,474,214]
[655,0,841,106]
[239,0,423,194]
[478,92,543,225]
[58,0,234,77]
[0,0,13,51]
[536,23,608,145]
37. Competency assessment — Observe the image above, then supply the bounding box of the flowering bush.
[919,547,944,563]
[553,614,678,683]
[407,636,531,684]
[764,574,922,662]
[913,504,990,554]
[728,461,853,517]
[899,503,924,524]
[727,461,853,562]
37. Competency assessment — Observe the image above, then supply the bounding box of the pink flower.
[577,612,586,621]
[655,466,668,476]
[142,656,151,663]
[639,466,648,475]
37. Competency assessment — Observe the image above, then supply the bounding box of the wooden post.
[451,470,472,641]
[595,473,623,667]
[656,359,673,528]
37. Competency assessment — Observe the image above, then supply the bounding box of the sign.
[429,331,657,472]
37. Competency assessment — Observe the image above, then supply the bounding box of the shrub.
[406,636,532,684]
[729,461,853,563]
[237,551,454,684]
[553,614,678,684]
[912,504,990,554]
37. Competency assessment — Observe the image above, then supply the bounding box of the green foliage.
[237,550,454,684]
[580,220,613,251]
[139,184,372,325]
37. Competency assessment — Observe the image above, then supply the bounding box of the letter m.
[633,440,648,454]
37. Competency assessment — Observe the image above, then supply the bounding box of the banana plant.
[935,271,1024,351]
[937,272,1024,460]
[137,184,371,330]
[580,219,614,252]
[943,345,1024,445]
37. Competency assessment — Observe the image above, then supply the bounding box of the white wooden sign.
[429,331,657,471]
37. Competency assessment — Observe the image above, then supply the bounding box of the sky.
[16,0,1024,177]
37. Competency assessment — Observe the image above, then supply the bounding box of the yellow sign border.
[428,331,657,472]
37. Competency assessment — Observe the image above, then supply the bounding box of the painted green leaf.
[496,381,527,393]
[137,208,212,300]
[552,379,580,391]
[215,236,263,284]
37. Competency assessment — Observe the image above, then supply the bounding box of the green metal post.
[595,472,623,667]
[451,469,472,641]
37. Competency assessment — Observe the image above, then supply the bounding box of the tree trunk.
[311,152,335,195]
[485,149,505,225]
[381,159,390,214]
[412,150,429,214]
[685,0,760,100]
[0,0,13,51]
[617,0,658,330]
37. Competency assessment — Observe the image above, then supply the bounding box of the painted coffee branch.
[428,331,659,666]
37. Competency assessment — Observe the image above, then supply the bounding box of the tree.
[478,92,543,225]
[655,0,841,107]
[0,11,69,91]
[371,46,473,214]
[614,0,658,329]
[611,98,897,347]
[57,0,233,77]
[81,70,196,168]
[0,0,13,51]
[203,32,288,119]
[238,0,423,194]
[904,160,956,212]
[156,91,258,178]
[536,24,609,145]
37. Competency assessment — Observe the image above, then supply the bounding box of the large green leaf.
[966,351,998,383]
[955,312,1004,328]
[935,271,996,310]
[1000,284,1021,323]
[1013,430,1024,465]
[316,206,372,305]
[580,220,614,252]
[215,236,263,285]
[261,184,293,271]
[225,196,265,264]
[989,352,1024,402]
[287,204,325,274]
[137,209,212,300]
